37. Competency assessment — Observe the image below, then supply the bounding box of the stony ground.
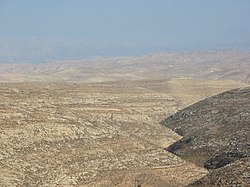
[0,79,247,187]
[189,158,250,187]
[162,87,250,186]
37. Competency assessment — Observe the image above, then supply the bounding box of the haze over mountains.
[1,0,250,186]
[1,36,250,64]
[1,0,250,64]
[0,50,249,83]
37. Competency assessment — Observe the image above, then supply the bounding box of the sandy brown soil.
[0,78,247,187]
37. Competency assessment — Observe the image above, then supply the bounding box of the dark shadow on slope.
[161,87,250,186]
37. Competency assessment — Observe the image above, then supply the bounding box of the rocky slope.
[189,158,250,186]
[161,87,250,186]
[2,80,220,187]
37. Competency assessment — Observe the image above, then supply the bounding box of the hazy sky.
[0,0,250,63]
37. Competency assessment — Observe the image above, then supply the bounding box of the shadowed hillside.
[161,87,250,186]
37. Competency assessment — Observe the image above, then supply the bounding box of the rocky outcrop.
[161,87,250,185]
[188,158,250,186]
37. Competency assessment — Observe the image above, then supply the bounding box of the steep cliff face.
[161,87,250,186]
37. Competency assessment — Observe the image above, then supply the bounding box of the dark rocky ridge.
[188,158,250,186]
[161,87,250,186]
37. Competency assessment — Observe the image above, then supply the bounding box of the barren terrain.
[0,78,247,187]
[162,87,250,186]
[0,51,250,83]
[0,50,249,186]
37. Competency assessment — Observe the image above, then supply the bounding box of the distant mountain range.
[0,50,250,83]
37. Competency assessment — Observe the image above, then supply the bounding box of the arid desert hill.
[0,50,250,186]
[162,87,250,186]
[0,50,250,83]
[0,79,248,187]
